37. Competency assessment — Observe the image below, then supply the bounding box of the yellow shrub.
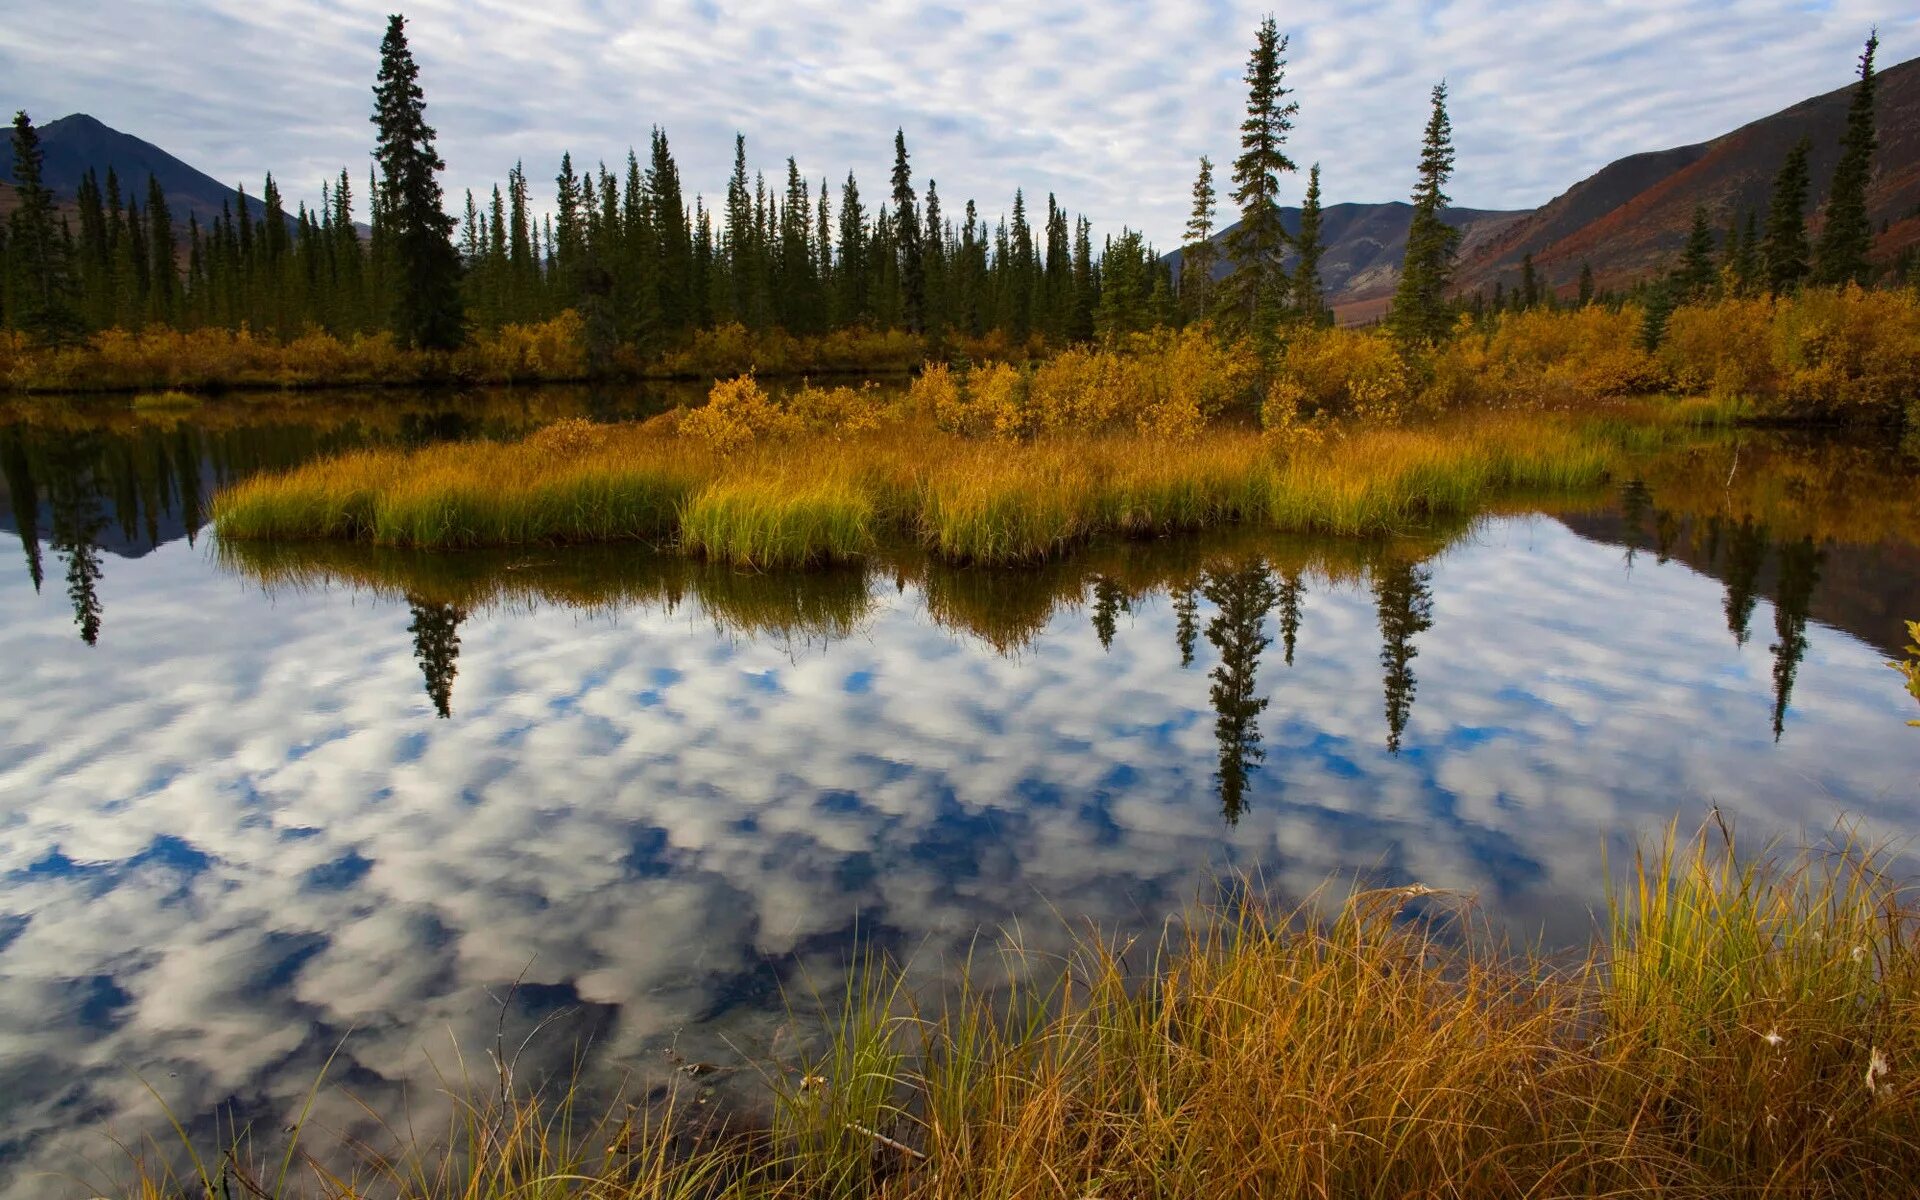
[1662,296,1779,398]
[789,379,894,436]
[911,362,963,424]
[1276,326,1414,421]
[1483,306,1663,404]
[524,416,608,458]
[678,373,797,454]
[1768,287,1920,422]
[964,361,1033,440]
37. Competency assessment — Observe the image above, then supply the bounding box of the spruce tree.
[890,130,925,332]
[1180,155,1218,321]
[1519,253,1541,310]
[1389,83,1460,346]
[1221,16,1298,333]
[370,13,464,348]
[145,175,176,325]
[837,172,867,324]
[1677,205,1717,299]
[6,111,81,341]
[1577,261,1595,307]
[1813,32,1878,287]
[1760,138,1812,296]
[1291,162,1326,324]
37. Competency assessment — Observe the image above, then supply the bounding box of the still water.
[1,392,1917,1194]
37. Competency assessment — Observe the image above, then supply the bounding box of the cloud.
[0,511,1916,1195]
[4,1,1915,247]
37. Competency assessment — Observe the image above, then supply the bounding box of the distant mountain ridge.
[0,113,296,230]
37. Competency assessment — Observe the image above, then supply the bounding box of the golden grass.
[129,388,202,409]
[109,822,1920,1198]
[214,408,1620,566]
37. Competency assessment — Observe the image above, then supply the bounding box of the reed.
[107,822,1919,1198]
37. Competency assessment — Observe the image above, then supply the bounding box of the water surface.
[2,393,1917,1195]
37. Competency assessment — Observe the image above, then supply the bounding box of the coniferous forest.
[1,15,1915,396]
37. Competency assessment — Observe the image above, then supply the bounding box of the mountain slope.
[1162,202,1527,320]
[1454,53,1920,298]
[0,113,282,228]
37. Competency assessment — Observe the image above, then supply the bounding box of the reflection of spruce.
[1722,519,1770,647]
[408,595,467,718]
[1277,568,1305,666]
[1768,537,1823,742]
[1373,560,1434,755]
[46,436,106,646]
[1620,479,1653,567]
[1,431,45,592]
[1173,582,1199,667]
[1090,576,1127,652]
[1203,560,1278,825]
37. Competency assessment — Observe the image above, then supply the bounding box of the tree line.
[0,14,1178,357]
[0,15,1900,362]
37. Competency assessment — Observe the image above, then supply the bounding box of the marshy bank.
[106,825,1920,1200]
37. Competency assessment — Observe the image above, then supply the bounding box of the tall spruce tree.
[1220,16,1298,334]
[1180,155,1219,321]
[1388,83,1460,346]
[1291,163,1326,324]
[890,130,925,332]
[1813,32,1878,287]
[1760,138,1813,296]
[370,14,463,348]
[6,111,81,341]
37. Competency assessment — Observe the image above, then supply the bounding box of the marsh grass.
[111,822,1919,1198]
[215,412,1622,567]
[130,389,203,410]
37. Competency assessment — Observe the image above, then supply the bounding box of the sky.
[5,1,1917,254]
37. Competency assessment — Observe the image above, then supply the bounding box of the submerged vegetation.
[106,823,1920,1199]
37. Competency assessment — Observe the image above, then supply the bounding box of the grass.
[129,388,202,409]
[102,820,1920,1198]
[214,413,1621,567]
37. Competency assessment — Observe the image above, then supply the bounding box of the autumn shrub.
[1766,286,1920,423]
[1275,325,1416,421]
[1661,295,1780,399]
[523,416,608,458]
[934,361,1032,439]
[789,379,896,436]
[677,373,798,454]
[1485,305,1665,404]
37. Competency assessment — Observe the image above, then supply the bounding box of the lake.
[2,391,1917,1196]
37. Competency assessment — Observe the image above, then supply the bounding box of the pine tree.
[145,175,176,325]
[890,130,925,332]
[1389,83,1460,346]
[1760,138,1812,296]
[369,14,464,348]
[1291,162,1326,324]
[1577,261,1595,307]
[1519,253,1541,310]
[1676,205,1717,299]
[1813,32,1878,287]
[6,111,81,341]
[1220,16,1298,333]
[836,172,868,324]
[1180,155,1218,321]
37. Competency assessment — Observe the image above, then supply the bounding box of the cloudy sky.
[6,1,1914,244]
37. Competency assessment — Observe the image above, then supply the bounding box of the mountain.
[1168,53,1920,321]
[1453,53,1920,299]
[1163,203,1528,322]
[0,113,285,229]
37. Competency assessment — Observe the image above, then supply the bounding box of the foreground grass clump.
[117,823,1919,1198]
